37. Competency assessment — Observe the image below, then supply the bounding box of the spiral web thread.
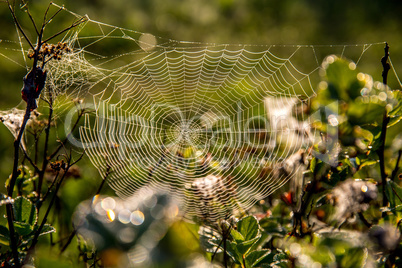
[0,3,396,222]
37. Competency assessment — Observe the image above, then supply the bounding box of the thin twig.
[29,169,67,252]
[41,1,52,25]
[42,16,87,44]
[96,164,110,195]
[358,212,372,228]
[59,229,76,254]
[391,150,401,181]
[60,160,106,255]
[21,0,40,36]
[37,94,53,205]
[390,184,402,203]
[22,147,40,174]
[40,172,60,206]
[49,107,85,160]
[7,0,35,50]
[28,150,84,260]
[44,5,64,27]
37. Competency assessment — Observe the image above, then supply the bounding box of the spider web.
[1,3,398,222]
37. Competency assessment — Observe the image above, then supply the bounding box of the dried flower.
[331,179,377,222]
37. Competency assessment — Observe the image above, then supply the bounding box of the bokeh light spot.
[130,210,145,225]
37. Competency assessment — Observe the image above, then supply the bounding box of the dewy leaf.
[19,224,56,242]
[237,215,259,241]
[13,196,37,226]
[245,249,271,268]
[14,221,34,237]
[34,224,56,236]
[199,225,223,253]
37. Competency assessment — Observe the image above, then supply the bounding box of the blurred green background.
[0,1,402,266]
[1,0,402,105]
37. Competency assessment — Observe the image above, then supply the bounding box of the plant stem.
[37,96,53,207]
[30,171,65,250]
[49,107,85,160]
[391,150,401,181]
[378,112,390,210]
[379,43,390,215]
[381,43,390,85]
[59,230,76,254]
[358,212,372,228]
[5,104,32,267]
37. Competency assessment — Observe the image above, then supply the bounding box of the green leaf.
[388,90,402,120]
[339,247,366,268]
[323,58,363,101]
[315,194,329,207]
[310,157,317,173]
[388,114,402,127]
[237,216,259,241]
[225,240,243,264]
[231,229,245,242]
[199,226,222,253]
[245,249,271,267]
[380,204,402,212]
[366,126,382,152]
[13,196,37,225]
[358,159,377,169]
[236,235,261,255]
[260,250,289,267]
[34,224,56,237]
[14,221,34,237]
[385,180,402,211]
[18,224,56,243]
[259,219,288,237]
[0,224,10,246]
